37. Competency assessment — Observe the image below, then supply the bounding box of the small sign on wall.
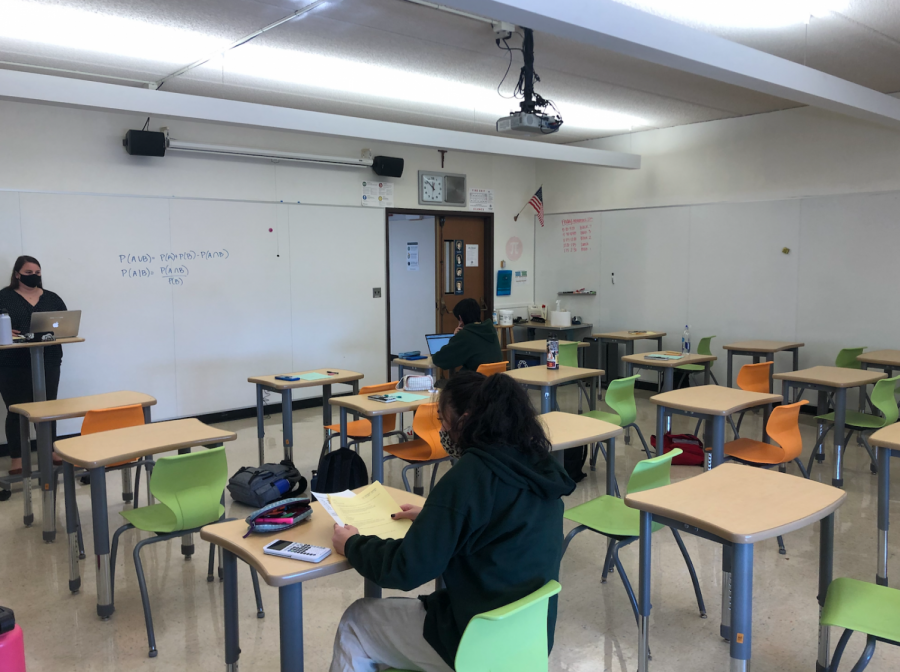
[466,244,478,267]
[406,242,419,271]
[361,181,394,207]
[469,188,494,212]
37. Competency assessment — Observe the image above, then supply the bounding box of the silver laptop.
[30,310,81,338]
[425,333,454,355]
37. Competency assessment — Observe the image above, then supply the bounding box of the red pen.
[256,517,295,525]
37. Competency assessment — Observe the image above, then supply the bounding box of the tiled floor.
[2,386,898,671]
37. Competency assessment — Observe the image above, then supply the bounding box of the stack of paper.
[312,482,412,539]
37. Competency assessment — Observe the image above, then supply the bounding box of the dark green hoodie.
[344,445,576,668]
[431,319,503,372]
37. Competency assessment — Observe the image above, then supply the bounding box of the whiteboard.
[0,193,389,443]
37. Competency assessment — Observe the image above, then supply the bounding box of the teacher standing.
[0,256,67,475]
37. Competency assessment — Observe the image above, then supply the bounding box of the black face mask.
[18,274,42,288]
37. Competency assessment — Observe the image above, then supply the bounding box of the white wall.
[0,98,540,444]
[388,215,436,355]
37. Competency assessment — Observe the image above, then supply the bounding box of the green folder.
[298,372,331,381]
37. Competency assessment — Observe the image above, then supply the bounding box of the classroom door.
[437,216,492,333]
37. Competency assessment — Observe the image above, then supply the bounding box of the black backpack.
[227,460,307,508]
[311,448,369,495]
[563,445,588,484]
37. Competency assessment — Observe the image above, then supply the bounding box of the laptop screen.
[425,333,454,355]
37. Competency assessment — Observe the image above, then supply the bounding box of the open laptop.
[425,333,454,356]
[30,310,82,338]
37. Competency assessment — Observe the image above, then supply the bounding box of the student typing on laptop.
[0,256,68,475]
[430,298,502,373]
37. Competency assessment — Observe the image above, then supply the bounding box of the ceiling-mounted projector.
[496,111,562,135]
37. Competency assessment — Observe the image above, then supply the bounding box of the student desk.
[626,464,845,672]
[650,386,781,469]
[723,340,804,392]
[522,321,593,341]
[622,351,716,393]
[0,338,84,515]
[774,366,886,487]
[507,340,588,368]
[54,418,236,618]
[329,392,435,484]
[5,391,156,541]
[539,411,622,493]
[593,331,665,384]
[248,370,363,465]
[502,365,603,414]
[392,355,436,379]
[857,349,900,376]
[868,423,900,587]
[201,486,426,672]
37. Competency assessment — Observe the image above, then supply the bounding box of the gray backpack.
[227,460,307,508]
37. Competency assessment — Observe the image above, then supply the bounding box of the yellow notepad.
[328,482,412,540]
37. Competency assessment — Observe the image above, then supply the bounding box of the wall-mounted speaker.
[123,130,166,157]
[372,156,404,178]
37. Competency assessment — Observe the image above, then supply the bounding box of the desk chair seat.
[810,376,900,477]
[729,362,775,438]
[109,447,263,657]
[676,336,718,385]
[476,361,508,376]
[384,581,561,672]
[323,382,406,455]
[383,403,452,495]
[562,450,706,631]
[584,375,652,466]
[554,343,592,413]
[821,577,900,671]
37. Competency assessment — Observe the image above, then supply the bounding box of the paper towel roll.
[550,311,571,327]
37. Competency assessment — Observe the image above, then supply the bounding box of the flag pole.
[513,201,530,222]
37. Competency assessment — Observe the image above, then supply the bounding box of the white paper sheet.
[311,489,356,526]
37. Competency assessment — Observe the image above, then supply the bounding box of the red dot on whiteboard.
[268,228,273,232]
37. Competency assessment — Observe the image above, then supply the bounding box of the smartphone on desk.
[275,375,301,381]
[368,394,398,403]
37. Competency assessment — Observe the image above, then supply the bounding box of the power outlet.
[373,288,382,298]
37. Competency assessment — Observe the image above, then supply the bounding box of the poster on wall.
[469,188,494,212]
[515,270,528,284]
[406,242,419,271]
[466,244,478,267]
[454,239,465,294]
[361,181,394,207]
[561,215,593,253]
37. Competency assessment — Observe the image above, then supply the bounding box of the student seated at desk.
[330,371,575,672]
[431,298,502,373]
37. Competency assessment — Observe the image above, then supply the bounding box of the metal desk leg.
[223,548,240,672]
[605,437,616,496]
[833,388,847,488]
[762,403,772,443]
[877,446,890,586]
[63,461,80,593]
[710,415,725,469]
[624,342,634,443]
[703,414,714,471]
[177,448,195,558]
[510,350,517,369]
[89,465,114,618]
[280,583,304,672]
[599,339,607,384]
[815,390,829,463]
[637,511,652,672]
[322,384,333,444]
[340,408,349,449]
[20,414,32,527]
[730,543,753,671]
[540,385,552,414]
[859,363,868,415]
[766,352,775,393]
[256,384,265,465]
[727,351,734,388]
[721,544,732,641]
[282,388,294,463]
[37,420,55,542]
[371,416,384,484]
[625,362,633,378]
[655,405,666,457]
[662,367,674,393]
[818,514,835,672]
[703,361,711,386]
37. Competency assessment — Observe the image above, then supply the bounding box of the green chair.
[676,335,718,386]
[561,450,706,630]
[809,375,900,477]
[384,580,562,672]
[835,347,866,369]
[584,374,652,467]
[820,577,900,671]
[109,447,264,657]
[555,342,592,413]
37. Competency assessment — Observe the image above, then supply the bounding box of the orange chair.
[476,362,508,376]
[383,403,452,495]
[732,361,775,436]
[322,382,405,454]
[80,405,154,506]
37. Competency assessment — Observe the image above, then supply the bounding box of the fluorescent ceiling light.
[0,0,226,64]
[222,45,647,132]
[615,0,848,29]
[167,139,373,167]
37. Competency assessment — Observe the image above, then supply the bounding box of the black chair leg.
[794,458,810,479]
[671,528,707,617]
[75,506,85,559]
[561,525,589,556]
[849,635,877,672]
[600,541,615,583]
[829,628,854,672]
[611,542,639,625]
[109,523,135,603]
[250,567,265,618]
[207,543,217,582]
[777,535,787,555]
[133,464,142,509]
[629,424,653,460]
[133,537,159,658]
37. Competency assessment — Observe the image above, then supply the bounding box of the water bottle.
[682,324,691,355]
[0,310,12,346]
[0,606,26,672]
[492,309,498,325]
[547,333,559,370]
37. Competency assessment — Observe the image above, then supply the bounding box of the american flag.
[528,186,544,226]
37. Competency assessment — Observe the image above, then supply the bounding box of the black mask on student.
[18,274,42,288]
